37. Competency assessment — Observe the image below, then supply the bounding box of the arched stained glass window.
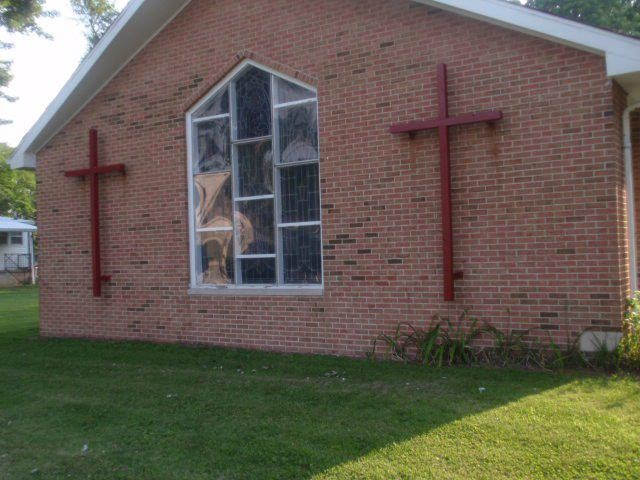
[187,62,322,291]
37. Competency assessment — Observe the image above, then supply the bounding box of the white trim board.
[9,0,640,169]
[418,0,640,77]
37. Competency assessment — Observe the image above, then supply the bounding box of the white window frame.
[186,60,324,296]
[9,232,23,245]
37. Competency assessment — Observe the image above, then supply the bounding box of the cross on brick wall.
[65,129,126,297]
[390,64,503,301]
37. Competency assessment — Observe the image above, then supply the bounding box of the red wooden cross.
[390,64,502,302]
[65,129,125,297]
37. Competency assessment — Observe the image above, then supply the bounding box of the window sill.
[188,286,324,297]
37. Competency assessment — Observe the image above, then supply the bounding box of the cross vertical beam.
[390,64,502,301]
[65,129,125,297]
[437,64,455,302]
[89,129,102,297]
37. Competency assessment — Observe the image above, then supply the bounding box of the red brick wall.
[37,0,629,355]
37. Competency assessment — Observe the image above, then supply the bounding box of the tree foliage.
[0,143,36,219]
[1,0,50,36]
[70,0,119,49]
[525,0,640,37]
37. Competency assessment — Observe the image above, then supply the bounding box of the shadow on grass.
[0,323,588,480]
[3,287,632,479]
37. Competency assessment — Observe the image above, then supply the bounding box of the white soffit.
[8,0,640,169]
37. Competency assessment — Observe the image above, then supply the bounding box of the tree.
[525,0,640,37]
[1,0,52,124]
[0,0,49,35]
[0,143,36,219]
[70,0,119,50]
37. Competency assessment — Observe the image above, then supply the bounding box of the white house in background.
[0,216,37,286]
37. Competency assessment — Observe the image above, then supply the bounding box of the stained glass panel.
[235,67,271,139]
[194,172,233,229]
[194,87,229,118]
[278,103,318,164]
[240,258,276,284]
[195,118,230,173]
[196,231,234,285]
[280,164,320,223]
[276,77,315,104]
[236,199,274,255]
[237,141,273,197]
[191,65,323,287]
[282,226,321,284]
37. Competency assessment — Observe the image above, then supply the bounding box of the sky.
[0,0,129,148]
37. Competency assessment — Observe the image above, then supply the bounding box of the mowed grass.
[0,287,639,479]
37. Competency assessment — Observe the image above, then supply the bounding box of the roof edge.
[9,0,640,169]
[0,216,37,232]
[418,0,640,75]
[9,0,191,169]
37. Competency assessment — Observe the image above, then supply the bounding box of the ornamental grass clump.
[370,312,486,367]
[482,326,533,368]
[371,311,625,372]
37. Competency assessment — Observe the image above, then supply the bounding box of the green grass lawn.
[0,287,639,479]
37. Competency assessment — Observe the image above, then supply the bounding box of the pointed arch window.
[187,62,323,293]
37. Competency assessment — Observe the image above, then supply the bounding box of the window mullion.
[275,158,320,169]
[234,194,274,202]
[271,74,283,286]
[197,227,234,233]
[315,97,325,289]
[232,135,272,145]
[277,221,322,228]
[274,97,316,109]
[229,79,241,286]
[193,112,230,123]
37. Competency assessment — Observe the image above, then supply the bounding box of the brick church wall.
[37,0,629,355]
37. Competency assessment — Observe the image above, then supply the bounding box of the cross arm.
[390,110,502,134]
[65,164,126,177]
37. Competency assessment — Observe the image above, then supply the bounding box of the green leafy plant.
[483,326,530,367]
[370,322,415,363]
[545,333,585,370]
[523,0,640,37]
[410,322,444,366]
[0,143,36,219]
[618,292,640,371]
[371,312,487,367]
[437,313,486,366]
[370,306,636,372]
[588,338,621,372]
[70,0,120,50]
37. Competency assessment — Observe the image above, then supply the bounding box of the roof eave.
[8,0,192,170]
[0,227,37,232]
[8,0,640,169]
[418,0,640,94]
[0,218,37,232]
